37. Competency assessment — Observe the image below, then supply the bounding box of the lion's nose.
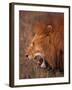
[25,54,28,57]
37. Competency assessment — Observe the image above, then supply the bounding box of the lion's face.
[25,24,53,69]
[26,35,46,68]
[25,14,64,72]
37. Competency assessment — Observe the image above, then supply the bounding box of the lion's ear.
[44,24,53,36]
[47,25,53,33]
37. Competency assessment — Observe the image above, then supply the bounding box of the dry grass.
[19,61,64,79]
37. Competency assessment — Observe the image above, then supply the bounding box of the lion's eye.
[33,42,35,46]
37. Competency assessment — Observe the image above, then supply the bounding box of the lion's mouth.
[33,53,47,69]
[25,52,52,70]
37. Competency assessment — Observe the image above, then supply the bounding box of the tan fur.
[27,14,64,71]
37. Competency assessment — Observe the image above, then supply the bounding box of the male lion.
[26,13,64,73]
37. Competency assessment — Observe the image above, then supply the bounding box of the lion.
[26,14,64,73]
